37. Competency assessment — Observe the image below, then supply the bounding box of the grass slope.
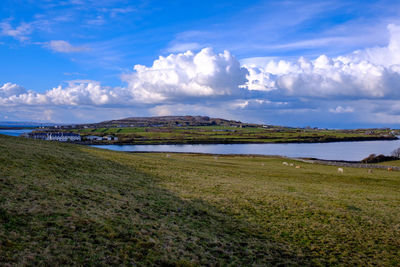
[0,135,399,265]
[378,159,400,167]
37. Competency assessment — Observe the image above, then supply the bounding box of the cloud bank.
[122,48,248,103]
[245,24,400,100]
[2,25,400,126]
[1,48,247,106]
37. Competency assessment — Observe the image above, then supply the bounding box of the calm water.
[92,139,400,161]
[0,129,33,137]
[2,129,399,161]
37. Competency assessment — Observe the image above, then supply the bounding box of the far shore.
[82,135,398,146]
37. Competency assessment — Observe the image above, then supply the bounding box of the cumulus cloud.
[4,24,400,126]
[244,24,400,100]
[0,81,121,106]
[0,47,250,106]
[45,81,117,105]
[351,24,400,67]
[0,83,27,98]
[3,24,400,109]
[121,48,248,103]
[0,83,48,105]
[46,40,89,53]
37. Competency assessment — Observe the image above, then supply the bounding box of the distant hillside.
[98,116,249,127]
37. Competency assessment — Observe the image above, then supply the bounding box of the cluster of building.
[26,132,82,142]
[85,135,118,141]
[24,132,119,142]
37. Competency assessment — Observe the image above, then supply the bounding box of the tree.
[391,148,400,158]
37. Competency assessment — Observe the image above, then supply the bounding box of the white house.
[103,135,118,141]
[28,132,81,142]
[47,133,81,142]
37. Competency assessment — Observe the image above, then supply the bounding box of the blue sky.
[1,0,400,127]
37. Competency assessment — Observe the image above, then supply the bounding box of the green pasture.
[0,135,399,265]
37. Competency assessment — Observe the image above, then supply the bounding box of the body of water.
[92,139,400,161]
[0,129,34,137]
[2,128,399,161]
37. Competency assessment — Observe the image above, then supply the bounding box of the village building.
[85,135,103,141]
[103,135,118,141]
[27,132,81,142]
[84,135,118,141]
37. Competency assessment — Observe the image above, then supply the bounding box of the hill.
[97,115,247,127]
[0,135,399,265]
[52,116,398,145]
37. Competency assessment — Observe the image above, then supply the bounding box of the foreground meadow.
[0,135,399,265]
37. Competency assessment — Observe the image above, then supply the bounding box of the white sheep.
[338,168,344,173]
[282,162,289,166]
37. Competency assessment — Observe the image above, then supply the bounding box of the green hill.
[0,135,399,265]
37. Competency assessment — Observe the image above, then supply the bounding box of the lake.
[92,139,400,161]
[1,129,399,161]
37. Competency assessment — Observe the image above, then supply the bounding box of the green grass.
[377,160,400,167]
[0,135,399,265]
[69,126,396,144]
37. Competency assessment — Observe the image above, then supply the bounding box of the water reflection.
[92,140,400,161]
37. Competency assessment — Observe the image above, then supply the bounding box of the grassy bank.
[65,125,397,144]
[0,135,399,265]
[377,159,400,167]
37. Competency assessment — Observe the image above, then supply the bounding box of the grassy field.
[0,135,399,265]
[378,160,400,167]
[66,126,396,144]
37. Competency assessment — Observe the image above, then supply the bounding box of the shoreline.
[82,135,398,146]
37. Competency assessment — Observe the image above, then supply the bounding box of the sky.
[1,0,400,128]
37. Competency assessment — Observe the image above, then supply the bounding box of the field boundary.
[292,158,400,171]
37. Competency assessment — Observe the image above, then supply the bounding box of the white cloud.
[46,40,89,53]
[45,81,117,105]
[329,106,354,113]
[243,25,400,99]
[0,83,47,105]
[0,83,27,98]
[0,48,248,106]
[0,21,32,41]
[231,99,288,109]
[121,47,248,103]
[0,81,119,106]
[4,24,400,126]
[350,24,400,67]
